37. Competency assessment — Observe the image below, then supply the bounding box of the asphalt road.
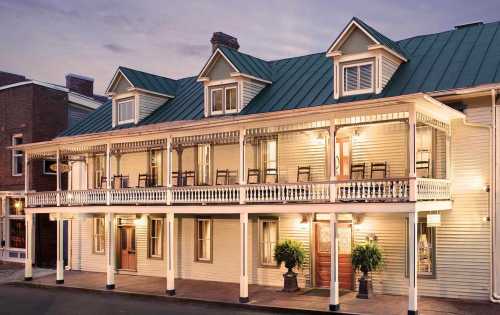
[0,284,307,315]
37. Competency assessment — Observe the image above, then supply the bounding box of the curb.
[7,281,360,315]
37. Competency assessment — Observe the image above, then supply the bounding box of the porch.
[28,271,499,315]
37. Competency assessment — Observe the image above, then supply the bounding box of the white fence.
[416,178,451,201]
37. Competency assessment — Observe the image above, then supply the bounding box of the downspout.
[490,88,500,303]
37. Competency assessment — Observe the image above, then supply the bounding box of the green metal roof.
[119,66,178,96]
[218,46,273,81]
[60,19,500,137]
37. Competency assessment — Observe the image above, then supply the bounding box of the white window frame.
[42,159,56,176]
[224,86,238,113]
[342,61,374,96]
[148,217,163,259]
[94,154,105,189]
[93,216,105,254]
[211,88,224,115]
[258,217,279,267]
[195,217,212,262]
[12,134,23,176]
[116,99,135,125]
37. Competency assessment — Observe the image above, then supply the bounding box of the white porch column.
[239,212,249,303]
[56,149,61,206]
[106,143,111,206]
[24,212,33,281]
[239,129,246,205]
[56,213,64,284]
[329,212,340,311]
[165,212,175,295]
[166,137,173,205]
[105,212,115,289]
[329,123,337,203]
[408,106,417,201]
[408,211,418,314]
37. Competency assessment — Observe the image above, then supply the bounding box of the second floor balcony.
[24,105,453,208]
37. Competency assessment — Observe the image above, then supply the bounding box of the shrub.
[351,242,383,276]
[274,240,305,272]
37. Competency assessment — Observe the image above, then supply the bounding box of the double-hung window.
[149,217,163,258]
[197,144,211,185]
[93,216,105,254]
[94,155,105,189]
[149,149,163,186]
[211,85,237,115]
[42,159,56,175]
[117,99,135,124]
[259,218,279,266]
[12,134,23,176]
[195,217,212,262]
[342,62,373,95]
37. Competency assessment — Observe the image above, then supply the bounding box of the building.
[15,18,500,314]
[0,71,106,266]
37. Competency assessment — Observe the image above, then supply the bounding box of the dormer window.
[342,62,373,96]
[117,99,135,124]
[210,84,237,115]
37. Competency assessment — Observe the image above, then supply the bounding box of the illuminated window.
[197,144,211,185]
[150,149,163,186]
[94,155,106,188]
[149,218,163,258]
[93,216,105,254]
[210,85,238,115]
[259,218,278,266]
[406,218,436,278]
[195,218,212,262]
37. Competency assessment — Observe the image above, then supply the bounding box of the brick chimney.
[210,32,240,52]
[65,73,94,97]
[0,71,26,87]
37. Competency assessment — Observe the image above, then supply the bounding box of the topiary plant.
[274,240,305,292]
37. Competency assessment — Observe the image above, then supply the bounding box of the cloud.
[103,43,132,54]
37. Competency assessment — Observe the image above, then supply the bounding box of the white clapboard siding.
[351,117,491,300]
[134,215,166,277]
[242,80,265,110]
[346,122,408,177]
[250,214,311,287]
[278,130,328,183]
[381,56,399,89]
[72,214,106,272]
[117,152,149,188]
[138,93,168,121]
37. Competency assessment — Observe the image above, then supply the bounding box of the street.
[0,284,305,315]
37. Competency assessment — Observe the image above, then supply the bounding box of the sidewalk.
[0,262,54,284]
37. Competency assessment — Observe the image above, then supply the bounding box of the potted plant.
[351,242,383,299]
[274,240,305,292]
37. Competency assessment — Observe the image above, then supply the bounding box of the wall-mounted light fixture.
[366,233,378,242]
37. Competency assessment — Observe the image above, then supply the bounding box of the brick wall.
[0,84,68,192]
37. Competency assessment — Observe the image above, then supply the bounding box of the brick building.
[0,71,106,266]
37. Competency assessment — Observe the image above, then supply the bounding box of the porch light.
[14,200,23,211]
[427,213,441,227]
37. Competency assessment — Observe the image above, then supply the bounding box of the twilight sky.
[0,0,499,94]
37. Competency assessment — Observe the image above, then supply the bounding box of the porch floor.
[28,271,499,315]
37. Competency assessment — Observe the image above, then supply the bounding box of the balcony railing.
[245,182,330,203]
[416,178,451,201]
[336,178,410,202]
[25,178,451,207]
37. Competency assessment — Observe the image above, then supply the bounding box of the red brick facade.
[0,84,68,192]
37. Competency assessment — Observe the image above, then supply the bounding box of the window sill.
[259,264,280,269]
[194,259,213,264]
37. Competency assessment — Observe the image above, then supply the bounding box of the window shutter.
[359,64,372,89]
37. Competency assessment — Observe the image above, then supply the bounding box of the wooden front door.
[315,222,353,290]
[335,138,351,180]
[119,226,136,271]
[315,222,331,288]
[337,223,353,290]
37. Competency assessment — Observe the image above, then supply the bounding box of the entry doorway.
[335,137,351,180]
[314,221,353,290]
[118,226,136,271]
